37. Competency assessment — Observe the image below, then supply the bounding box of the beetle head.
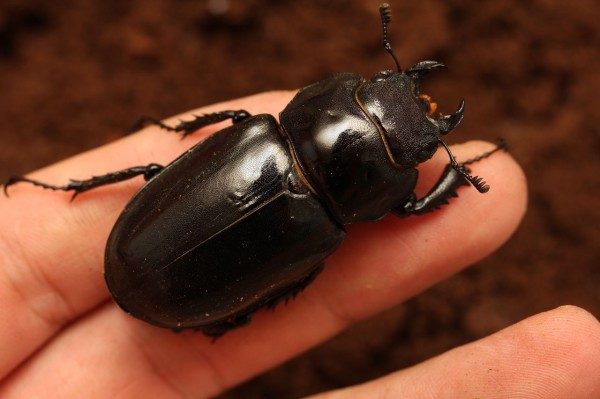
[358,68,465,167]
[370,4,466,168]
[360,4,488,192]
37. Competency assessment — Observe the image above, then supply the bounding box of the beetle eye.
[418,94,437,116]
[371,70,394,82]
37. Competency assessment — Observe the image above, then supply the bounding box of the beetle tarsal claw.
[438,100,465,135]
[437,139,491,193]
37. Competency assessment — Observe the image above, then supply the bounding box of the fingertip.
[519,305,600,368]
[442,140,528,248]
[465,305,600,397]
[468,139,528,214]
[311,306,600,399]
[406,139,528,271]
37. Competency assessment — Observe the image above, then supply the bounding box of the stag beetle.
[4,4,505,337]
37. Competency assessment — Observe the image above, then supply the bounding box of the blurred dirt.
[0,0,598,397]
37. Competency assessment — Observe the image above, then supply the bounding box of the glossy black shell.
[105,115,345,329]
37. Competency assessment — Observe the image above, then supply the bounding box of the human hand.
[1,92,598,398]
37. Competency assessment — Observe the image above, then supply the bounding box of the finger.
[0,139,526,397]
[307,306,600,399]
[0,91,294,378]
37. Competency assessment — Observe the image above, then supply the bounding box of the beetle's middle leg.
[393,164,469,217]
[132,109,252,138]
[394,139,507,217]
[4,163,164,201]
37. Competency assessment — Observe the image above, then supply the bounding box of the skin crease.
[0,91,598,398]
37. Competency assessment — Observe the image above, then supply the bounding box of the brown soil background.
[0,1,598,397]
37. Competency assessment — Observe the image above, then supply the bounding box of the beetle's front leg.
[393,164,469,217]
[132,109,252,138]
[394,140,507,217]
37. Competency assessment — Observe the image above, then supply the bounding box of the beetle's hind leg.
[4,163,164,201]
[200,313,254,341]
[132,109,252,138]
[265,262,325,310]
[199,263,325,340]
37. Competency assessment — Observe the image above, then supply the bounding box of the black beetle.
[4,4,505,337]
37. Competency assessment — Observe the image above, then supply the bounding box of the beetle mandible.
[4,4,506,337]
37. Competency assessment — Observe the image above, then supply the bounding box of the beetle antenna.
[379,3,402,72]
[438,140,490,193]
